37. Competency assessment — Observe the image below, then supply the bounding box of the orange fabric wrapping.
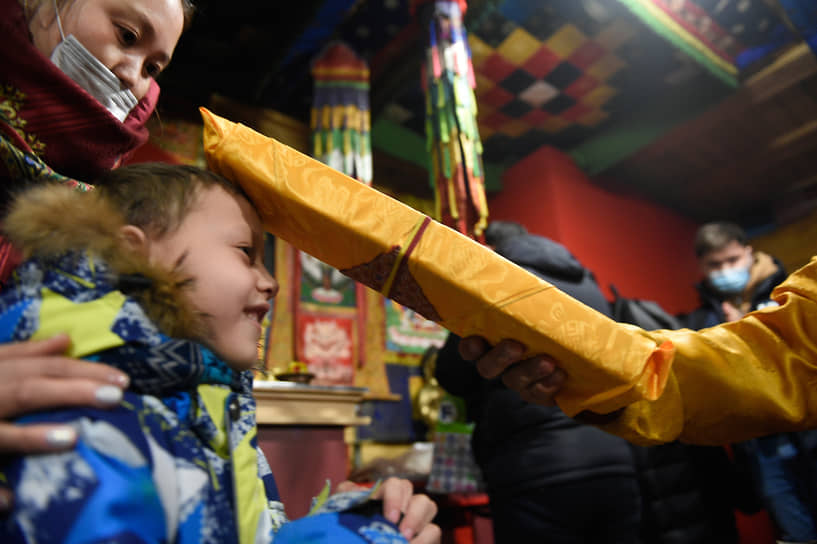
[200,107,673,417]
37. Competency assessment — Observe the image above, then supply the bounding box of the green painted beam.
[371,119,428,169]
[371,118,503,192]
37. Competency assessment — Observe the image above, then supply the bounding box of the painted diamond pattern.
[544,61,583,89]
[458,5,643,162]
[541,94,576,115]
[500,68,536,94]
[500,98,532,118]
[521,109,551,125]
[384,0,740,165]
[480,85,514,108]
[522,45,563,78]
[519,80,560,107]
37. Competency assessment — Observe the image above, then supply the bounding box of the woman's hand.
[336,478,441,543]
[0,334,129,512]
[0,334,128,453]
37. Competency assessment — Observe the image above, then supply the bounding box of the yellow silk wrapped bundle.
[200,107,674,417]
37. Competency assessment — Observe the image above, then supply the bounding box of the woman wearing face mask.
[0,7,442,537]
[0,0,191,466]
[0,0,192,270]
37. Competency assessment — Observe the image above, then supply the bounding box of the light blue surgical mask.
[48,1,138,122]
[708,265,750,295]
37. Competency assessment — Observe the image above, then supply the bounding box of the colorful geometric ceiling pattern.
[385,0,737,167]
[470,15,635,146]
[255,0,814,176]
[616,0,799,83]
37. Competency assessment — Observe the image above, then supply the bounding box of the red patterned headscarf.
[0,0,161,283]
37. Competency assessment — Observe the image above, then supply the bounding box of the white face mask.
[48,3,138,122]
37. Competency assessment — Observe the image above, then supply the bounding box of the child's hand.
[336,478,441,543]
[458,335,567,405]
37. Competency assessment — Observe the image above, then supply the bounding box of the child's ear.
[119,225,149,255]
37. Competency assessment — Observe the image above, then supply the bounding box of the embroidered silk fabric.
[200,108,673,418]
[201,108,817,447]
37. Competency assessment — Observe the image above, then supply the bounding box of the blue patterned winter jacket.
[0,186,407,544]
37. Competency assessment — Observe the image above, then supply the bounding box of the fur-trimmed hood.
[2,184,206,340]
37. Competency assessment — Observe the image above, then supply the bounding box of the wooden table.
[253,381,371,519]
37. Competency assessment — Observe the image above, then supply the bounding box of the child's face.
[145,185,278,370]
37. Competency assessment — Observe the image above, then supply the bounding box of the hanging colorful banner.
[310,41,372,185]
[412,0,489,239]
[614,0,739,85]
[293,41,374,386]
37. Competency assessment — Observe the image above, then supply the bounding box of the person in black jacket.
[683,221,817,542]
[435,221,642,543]
[629,436,757,543]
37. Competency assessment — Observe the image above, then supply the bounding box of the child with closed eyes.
[0,162,439,543]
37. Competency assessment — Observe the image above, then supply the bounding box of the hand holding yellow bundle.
[199,107,674,418]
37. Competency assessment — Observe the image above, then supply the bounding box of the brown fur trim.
[3,184,208,340]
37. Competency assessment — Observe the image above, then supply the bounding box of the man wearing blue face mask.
[686,221,784,329]
[683,221,817,543]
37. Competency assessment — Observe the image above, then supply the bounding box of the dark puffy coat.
[629,441,758,543]
[632,254,787,543]
[435,233,637,495]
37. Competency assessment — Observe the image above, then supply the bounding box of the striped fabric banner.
[310,41,372,185]
[412,0,489,239]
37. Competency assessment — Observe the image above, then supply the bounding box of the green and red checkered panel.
[462,1,729,162]
[471,20,630,140]
[381,0,788,166]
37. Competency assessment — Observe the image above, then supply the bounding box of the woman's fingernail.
[95,385,123,405]
[387,509,401,523]
[108,373,130,388]
[45,427,77,448]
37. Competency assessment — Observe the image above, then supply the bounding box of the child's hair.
[93,162,251,238]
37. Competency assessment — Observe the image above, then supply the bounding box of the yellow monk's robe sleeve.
[590,256,817,446]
